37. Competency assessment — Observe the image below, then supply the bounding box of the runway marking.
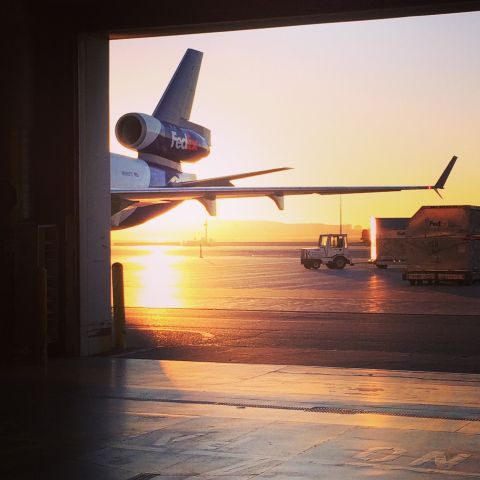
[101,443,480,478]
[410,451,472,469]
[201,458,281,476]
[153,432,207,445]
[355,446,407,462]
[351,448,475,477]
[348,461,480,477]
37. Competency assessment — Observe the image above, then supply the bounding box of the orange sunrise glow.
[110,12,480,243]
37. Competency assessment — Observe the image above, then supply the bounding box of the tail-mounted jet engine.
[115,112,210,163]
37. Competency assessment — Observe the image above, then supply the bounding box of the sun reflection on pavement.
[111,244,480,315]
[112,245,184,308]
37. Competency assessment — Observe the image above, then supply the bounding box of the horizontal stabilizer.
[175,167,291,187]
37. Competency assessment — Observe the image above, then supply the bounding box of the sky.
[110,12,480,242]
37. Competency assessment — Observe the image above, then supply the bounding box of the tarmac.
[123,308,480,373]
[3,357,480,479]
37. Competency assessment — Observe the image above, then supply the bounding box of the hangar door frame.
[77,34,112,355]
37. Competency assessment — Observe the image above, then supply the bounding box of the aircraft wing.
[112,156,457,216]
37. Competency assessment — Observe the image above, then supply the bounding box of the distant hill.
[112,218,364,244]
[205,220,362,242]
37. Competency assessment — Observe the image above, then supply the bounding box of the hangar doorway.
[78,7,479,358]
[107,12,478,364]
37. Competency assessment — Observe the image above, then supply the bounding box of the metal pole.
[339,195,343,235]
[112,262,126,350]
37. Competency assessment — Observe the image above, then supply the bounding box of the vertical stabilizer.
[152,49,203,124]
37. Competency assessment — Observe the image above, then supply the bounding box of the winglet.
[434,155,457,189]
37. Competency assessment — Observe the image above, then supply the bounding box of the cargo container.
[402,205,480,284]
[370,217,409,268]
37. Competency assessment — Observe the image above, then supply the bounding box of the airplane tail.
[153,49,203,125]
[152,48,210,145]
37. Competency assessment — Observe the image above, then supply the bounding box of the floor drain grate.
[94,393,480,422]
[308,406,480,421]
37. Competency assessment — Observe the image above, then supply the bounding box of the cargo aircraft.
[111,49,457,229]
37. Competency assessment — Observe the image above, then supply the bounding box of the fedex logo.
[170,130,200,151]
[171,130,188,150]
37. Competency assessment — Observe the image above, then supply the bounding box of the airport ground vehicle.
[370,217,409,269]
[402,205,480,284]
[301,234,353,270]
